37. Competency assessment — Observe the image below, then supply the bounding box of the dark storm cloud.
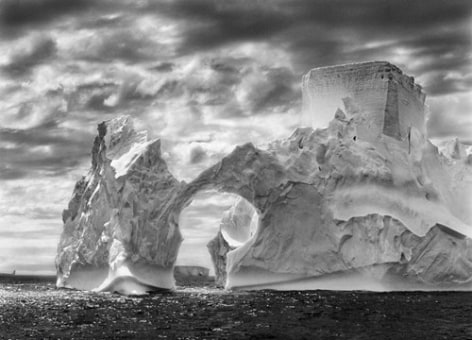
[72,29,164,63]
[65,81,118,111]
[162,56,301,119]
[2,35,57,76]
[0,121,93,180]
[155,0,472,81]
[286,0,470,30]
[153,0,291,52]
[0,166,29,180]
[0,0,137,46]
[244,67,300,113]
[153,0,471,46]
[2,0,470,77]
[0,0,93,27]
[0,145,87,179]
[286,1,472,76]
[150,62,175,73]
[423,72,472,97]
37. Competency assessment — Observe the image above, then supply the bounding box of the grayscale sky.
[0,0,471,274]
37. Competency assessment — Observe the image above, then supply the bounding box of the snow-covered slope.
[57,62,472,293]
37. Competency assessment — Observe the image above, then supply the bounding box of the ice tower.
[302,61,426,142]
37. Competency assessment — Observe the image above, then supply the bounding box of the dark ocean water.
[0,278,471,339]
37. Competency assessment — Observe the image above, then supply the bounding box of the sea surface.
[1,278,471,339]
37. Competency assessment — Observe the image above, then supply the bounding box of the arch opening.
[175,189,259,288]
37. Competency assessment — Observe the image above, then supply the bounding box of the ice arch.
[177,192,258,287]
[56,117,318,294]
[149,142,307,289]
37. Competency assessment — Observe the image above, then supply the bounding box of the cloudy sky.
[0,0,471,274]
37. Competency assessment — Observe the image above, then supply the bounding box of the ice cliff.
[57,61,472,294]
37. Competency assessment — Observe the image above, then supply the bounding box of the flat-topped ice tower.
[302,61,426,141]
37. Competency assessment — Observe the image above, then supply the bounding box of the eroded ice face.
[220,197,258,248]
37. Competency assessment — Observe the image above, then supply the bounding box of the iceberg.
[57,61,472,294]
